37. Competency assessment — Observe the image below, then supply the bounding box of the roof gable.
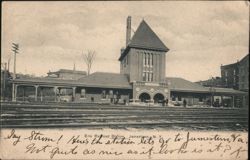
[128,20,169,52]
[78,72,131,89]
[166,77,208,92]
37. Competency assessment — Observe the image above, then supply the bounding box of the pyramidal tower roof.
[128,20,169,52]
[119,19,169,61]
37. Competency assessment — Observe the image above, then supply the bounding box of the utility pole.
[3,63,7,101]
[7,57,11,71]
[12,43,19,101]
[1,63,7,101]
[209,76,215,107]
[12,43,19,79]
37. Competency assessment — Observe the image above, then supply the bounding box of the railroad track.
[1,102,248,130]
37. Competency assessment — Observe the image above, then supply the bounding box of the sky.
[1,1,249,82]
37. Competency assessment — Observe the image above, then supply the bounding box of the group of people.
[161,98,187,107]
[110,93,121,104]
[162,98,187,107]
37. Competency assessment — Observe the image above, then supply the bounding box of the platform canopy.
[167,77,247,95]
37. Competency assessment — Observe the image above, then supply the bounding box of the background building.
[220,62,239,89]
[47,69,87,80]
[196,77,223,88]
[197,53,249,92]
[220,54,249,91]
[238,54,249,92]
[1,69,12,101]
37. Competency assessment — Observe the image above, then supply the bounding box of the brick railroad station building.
[8,16,248,108]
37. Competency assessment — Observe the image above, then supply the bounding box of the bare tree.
[83,50,96,75]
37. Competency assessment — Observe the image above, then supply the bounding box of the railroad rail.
[1,102,248,131]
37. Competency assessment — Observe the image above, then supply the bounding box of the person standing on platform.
[165,98,169,106]
[183,99,187,108]
[162,99,165,107]
[116,93,120,104]
[113,94,117,104]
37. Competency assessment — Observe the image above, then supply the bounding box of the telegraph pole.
[12,43,19,101]
[3,63,7,100]
[1,63,7,101]
[7,57,11,71]
[12,43,19,79]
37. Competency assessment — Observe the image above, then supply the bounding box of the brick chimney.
[126,16,131,46]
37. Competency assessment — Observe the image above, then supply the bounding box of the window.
[151,53,153,66]
[144,53,147,66]
[143,52,154,67]
[225,71,228,77]
[171,96,175,101]
[81,89,86,98]
[178,96,182,101]
[142,71,153,82]
[143,72,146,81]
[199,97,203,102]
[146,72,148,81]
[109,90,113,97]
[148,53,150,66]
[142,52,154,82]
[148,72,153,82]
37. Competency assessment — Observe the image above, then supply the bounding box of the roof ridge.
[92,71,125,75]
